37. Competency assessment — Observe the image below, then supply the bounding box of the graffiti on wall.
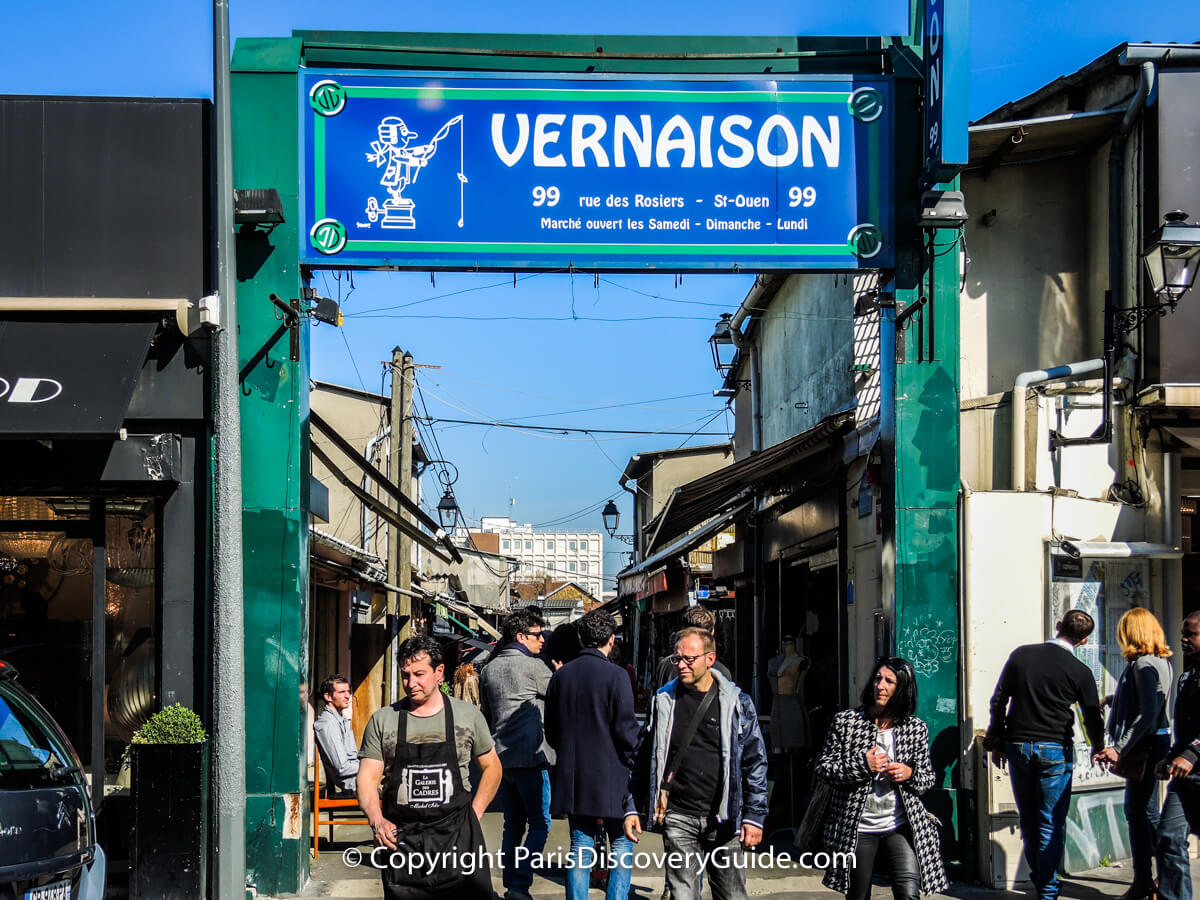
[898,617,956,677]
[1064,789,1128,872]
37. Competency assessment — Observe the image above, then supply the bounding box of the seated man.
[313,673,359,794]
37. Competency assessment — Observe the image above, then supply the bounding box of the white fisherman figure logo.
[365,114,466,229]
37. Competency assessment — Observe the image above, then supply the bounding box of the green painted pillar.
[891,172,963,848]
[231,37,311,896]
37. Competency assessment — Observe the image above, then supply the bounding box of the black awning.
[645,409,854,551]
[0,320,155,438]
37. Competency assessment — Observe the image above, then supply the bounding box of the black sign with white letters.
[0,320,156,438]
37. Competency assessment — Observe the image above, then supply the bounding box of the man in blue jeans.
[984,609,1105,900]
[480,609,555,900]
[1155,611,1200,900]
[624,627,768,900]
[545,610,640,900]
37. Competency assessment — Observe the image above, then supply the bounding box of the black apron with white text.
[379,698,491,900]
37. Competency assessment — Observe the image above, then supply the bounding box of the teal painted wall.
[890,73,963,846]
[232,38,312,895]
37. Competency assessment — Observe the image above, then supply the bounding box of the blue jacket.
[545,648,639,819]
[627,670,768,830]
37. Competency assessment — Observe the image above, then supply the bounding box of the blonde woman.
[453,661,481,706]
[1095,608,1173,900]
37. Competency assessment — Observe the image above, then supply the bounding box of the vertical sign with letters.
[922,0,969,185]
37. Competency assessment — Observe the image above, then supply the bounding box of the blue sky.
[5,2,1198,588]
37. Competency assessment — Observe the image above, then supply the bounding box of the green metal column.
[890,154,963,853]
[231,37,311,896]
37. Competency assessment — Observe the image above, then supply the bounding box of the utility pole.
[384,348,414,703]
[210,0,246,896]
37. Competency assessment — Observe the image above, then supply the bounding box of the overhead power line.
[417,416,729,436]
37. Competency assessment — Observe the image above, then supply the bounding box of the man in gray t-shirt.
[357,636,500,900]
[360,694,494,792]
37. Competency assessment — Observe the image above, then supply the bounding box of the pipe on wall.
[1011,360,1104,491]
[1165,452,1182,678]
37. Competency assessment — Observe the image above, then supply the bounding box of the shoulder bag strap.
[660,687,718,790]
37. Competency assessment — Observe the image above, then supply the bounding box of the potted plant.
[129,703,209,899]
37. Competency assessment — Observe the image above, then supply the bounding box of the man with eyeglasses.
[624,627,768,900]
[480,609,555,900]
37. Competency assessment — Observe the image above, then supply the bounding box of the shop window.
[0,495,157,803]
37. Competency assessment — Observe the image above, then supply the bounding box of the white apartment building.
[476,517,604,599]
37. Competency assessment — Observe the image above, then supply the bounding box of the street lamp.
[602,500,620,537]
[601,500,637,546]
[1051,209,1200,450]
[436,488,460,530]
[708,313,738,377]
[1138,210,1200,315]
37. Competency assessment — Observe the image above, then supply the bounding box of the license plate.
[26,880,70,900]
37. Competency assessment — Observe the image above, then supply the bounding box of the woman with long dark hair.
[815,657,947,900]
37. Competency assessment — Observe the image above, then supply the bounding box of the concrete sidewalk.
[261,811,1200,899]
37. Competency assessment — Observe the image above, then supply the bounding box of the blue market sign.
[922,0,969,185]
[301,72,893,270]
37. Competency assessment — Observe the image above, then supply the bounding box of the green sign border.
[308,81,885,263]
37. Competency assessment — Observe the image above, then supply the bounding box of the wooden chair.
[313,739,368,858]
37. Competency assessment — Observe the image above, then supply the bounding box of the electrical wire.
[420,417,730,437]
[346,312,852,323]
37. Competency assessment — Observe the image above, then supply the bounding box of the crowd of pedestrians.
[982,607,1200,900]
[306,601,1200,900]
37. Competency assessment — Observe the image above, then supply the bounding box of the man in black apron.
[358,635,502,900]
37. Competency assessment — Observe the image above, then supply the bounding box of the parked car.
[0,660,104,900]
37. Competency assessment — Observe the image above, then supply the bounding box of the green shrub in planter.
[131,703,207,745]
[130,705,208,899]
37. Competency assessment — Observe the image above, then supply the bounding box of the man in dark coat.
[545,610,639,900]
[1155,611,1200,900]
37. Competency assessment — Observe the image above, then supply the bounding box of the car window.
[0,684,73,788]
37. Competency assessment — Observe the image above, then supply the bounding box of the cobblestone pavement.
[261,812,1200,899]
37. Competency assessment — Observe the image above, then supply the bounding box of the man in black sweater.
[1154,611,1200,900]
[983,609,1104,900]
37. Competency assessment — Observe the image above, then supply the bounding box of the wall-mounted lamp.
[708,313,738,378]
[918,190,968,228]
[602,499,620,537]
[303,288,344,327]
[233,189,285,227]
[1136,210,1200,316]
[601,499,637,545]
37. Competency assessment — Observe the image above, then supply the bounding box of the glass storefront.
[0,495,158,805]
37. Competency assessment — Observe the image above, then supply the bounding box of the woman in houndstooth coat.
[814,657,948,899]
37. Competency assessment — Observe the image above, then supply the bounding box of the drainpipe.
[211,0,246,896]
[620,479,639,560]
[748,343,763,453]
[1049,60,1155,452]
[1103,60,1156,438]
[1165,452,1182,679]
[729,275,782,454]
[1011,360,1104,490]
